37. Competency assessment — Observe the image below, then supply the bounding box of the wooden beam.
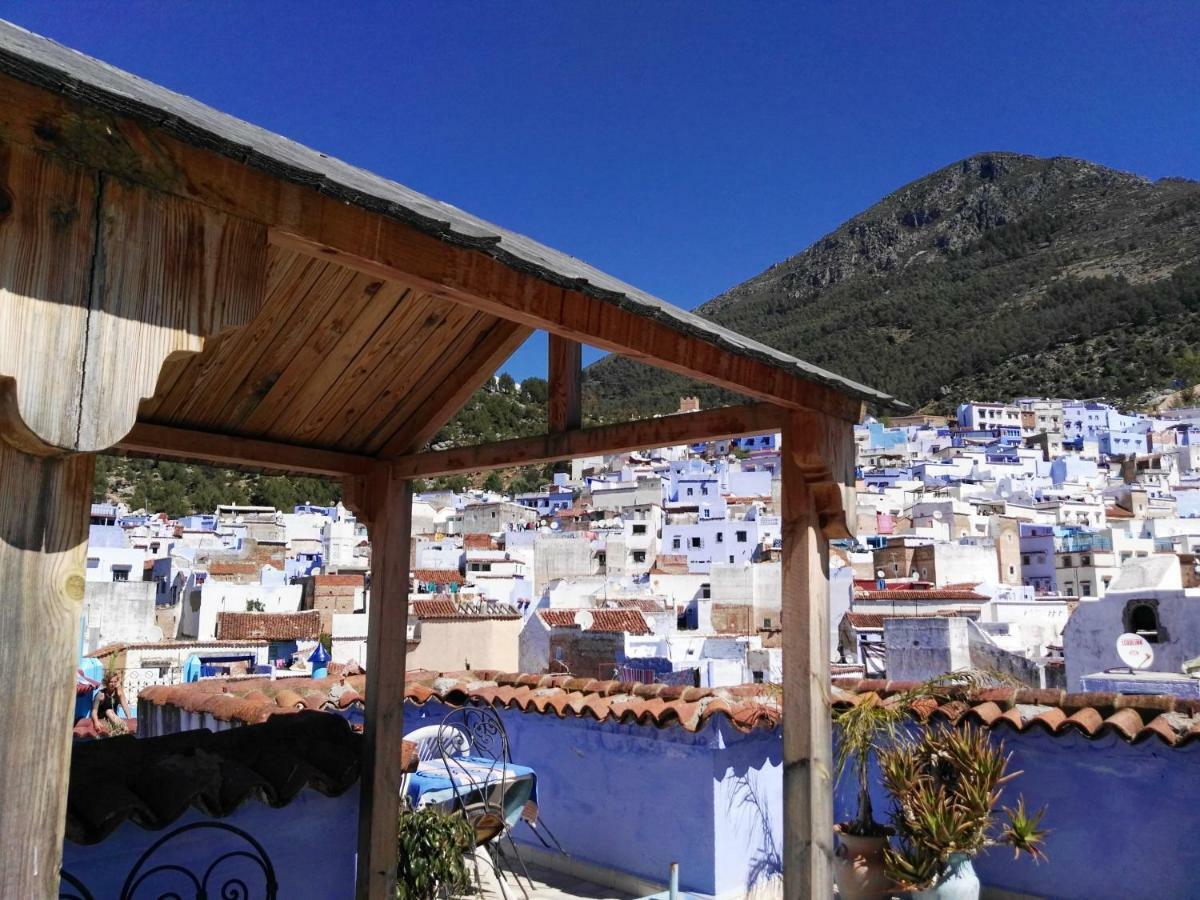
[387,402,783,476]
[780,410,835,900]
[116,422,375,477]
[353,464,413,899]
[548,334,582,432]
[0,441,93,897]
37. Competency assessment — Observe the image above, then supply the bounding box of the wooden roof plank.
[373,319,533,457]
[322,303,479,450]
[236,277,410,436]
[283,290,441,446]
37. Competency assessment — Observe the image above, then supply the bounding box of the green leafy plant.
[878,723,1048,891]
[395,807,475,900]
[245,598,265,612]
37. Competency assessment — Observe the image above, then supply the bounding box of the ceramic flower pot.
[832,825,896,900]
[912,852,981,900]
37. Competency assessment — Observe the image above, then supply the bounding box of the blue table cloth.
[405,756,538,827]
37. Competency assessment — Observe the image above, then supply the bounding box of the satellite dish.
[1117,633,1154,670]
[932,510,943,520]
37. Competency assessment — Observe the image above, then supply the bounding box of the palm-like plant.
[878,723,1048,891]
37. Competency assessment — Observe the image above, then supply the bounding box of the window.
[112,567,130,583]
[690,537,702,549]
[729,555,735,564]
[1061,555,1073,568]
[86,557,99,569]
[716,533,724,544]
[1064,586,1074,597]
[672,537,681,550]
[753,671,764,684]
[1081,555,1091,566]
[736,531,748,543]
[1080,581,1092,597]
[632,524,647,535]
[763,617,772,628]
[702,485,709,495]
[687,487,694,497]
[554,647,564,662]
[1021,554,1031,565]
[1125,601,1161,643]
[632,551,646,563]
[701,583,711,599]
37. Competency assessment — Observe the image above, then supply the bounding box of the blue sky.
[6,3,1198,379]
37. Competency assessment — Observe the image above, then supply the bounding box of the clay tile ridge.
[835,682,1200,748]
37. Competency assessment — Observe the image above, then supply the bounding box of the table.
[405,756,538,836]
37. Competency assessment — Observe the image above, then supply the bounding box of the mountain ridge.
[584,151,1200,417]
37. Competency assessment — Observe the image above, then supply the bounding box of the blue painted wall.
[834,725,1200,900]
[62,789,357,899]
[404,700,781,896]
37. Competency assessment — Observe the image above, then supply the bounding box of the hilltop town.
[83,393,1200,707]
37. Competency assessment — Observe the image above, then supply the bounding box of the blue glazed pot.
[912,853,980,900]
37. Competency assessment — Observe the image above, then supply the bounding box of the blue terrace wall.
[404,700,782,897]
[834,725,1200,900]
[62,789,357,899]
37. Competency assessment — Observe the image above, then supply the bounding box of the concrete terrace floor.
[475,850,638,900]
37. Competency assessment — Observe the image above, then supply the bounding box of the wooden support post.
[548,334,582,433]
[781,411,835,900]
[0,441,93,897]
[351,464,413,900]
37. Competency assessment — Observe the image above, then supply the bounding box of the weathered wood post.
[0,443,94,895]
[348,465,414,900]
[781,408,856,900]
[0,136,264,896]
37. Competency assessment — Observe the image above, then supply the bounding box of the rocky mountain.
[584,152,1200,416]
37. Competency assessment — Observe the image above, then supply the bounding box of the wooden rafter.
[548,334,582,432]
[388,402,784,478]
[116,422,375,477]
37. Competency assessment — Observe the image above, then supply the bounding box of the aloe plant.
[878,722,1048,891]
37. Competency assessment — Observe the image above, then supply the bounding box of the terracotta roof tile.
[844,611,960,630]
[215,610,320,641]
[537,608,651,635]
[313,574,364,587]
[412,568,464,586]
[853,588,988,601]
[411,597,520,620]
[831,678,1200,748]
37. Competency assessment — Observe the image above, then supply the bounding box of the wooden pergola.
[0,22,899,900]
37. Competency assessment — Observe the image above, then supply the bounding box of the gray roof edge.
[0,20,902,411]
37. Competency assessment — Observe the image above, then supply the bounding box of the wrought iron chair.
[437,706,532,900]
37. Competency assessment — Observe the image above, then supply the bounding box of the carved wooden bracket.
[0,142,264,456]
[783,409,858,541]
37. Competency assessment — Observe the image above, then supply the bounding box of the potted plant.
[878,723,1047,900]
[395,807,476,900]
[832,692,905,899]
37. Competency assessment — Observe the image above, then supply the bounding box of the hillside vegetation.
[584,153,1200,416]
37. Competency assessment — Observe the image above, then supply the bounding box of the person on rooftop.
[91,672,129,737]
